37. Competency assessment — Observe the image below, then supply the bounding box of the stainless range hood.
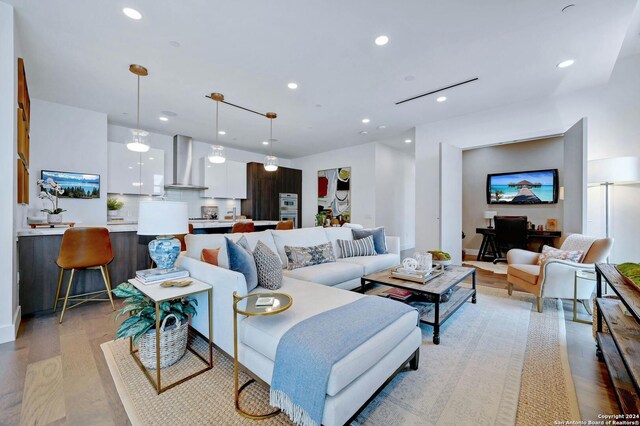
[164,135,209,190]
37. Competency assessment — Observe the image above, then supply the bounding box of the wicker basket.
[139,314,188,370]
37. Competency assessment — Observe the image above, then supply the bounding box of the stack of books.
[136,267,189,284]
[383,288,413,301]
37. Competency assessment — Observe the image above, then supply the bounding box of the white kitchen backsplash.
[107,189,241,221]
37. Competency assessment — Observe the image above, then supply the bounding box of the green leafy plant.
[112,282,197,345]
[107,197,124,211]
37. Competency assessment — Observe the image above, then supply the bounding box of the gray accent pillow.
[338,235,377,258]
[284,242,336,270]
[254,241,283,290]
[226,236,258,292]
[352,227,388,254]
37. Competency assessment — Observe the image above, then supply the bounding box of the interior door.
[563,118,588,234]
[439,142,463,265]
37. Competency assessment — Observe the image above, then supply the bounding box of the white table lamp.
[588,156,640,239]
[137,201,188,269]
[484,211,497,228]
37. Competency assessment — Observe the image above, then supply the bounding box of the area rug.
[101,286,579,425]
[462,260,508,275]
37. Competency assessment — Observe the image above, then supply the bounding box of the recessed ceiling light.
[159,116,168,121]
[359,131,369,135]
[405,139,413,143]
[262,141,269,145]
[287,82,298,89]
[377,125,386,130]
[375,35,389,46]
[315,104,322,108]
[436,96,447,102]
[218,130,226,135]
[122,7,142,20]
[148,157,154,160]
[362,118,370,124]
[557,59,575,68]
[169,41,181,48]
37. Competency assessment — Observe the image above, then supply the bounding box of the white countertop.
[16,220,279,237]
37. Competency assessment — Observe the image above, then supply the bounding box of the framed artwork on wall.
[41,170,101,199]
[318,167,351,222]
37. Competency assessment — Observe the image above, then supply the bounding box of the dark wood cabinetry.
[241,162,302,227]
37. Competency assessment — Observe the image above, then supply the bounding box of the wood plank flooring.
[0,262,619,425]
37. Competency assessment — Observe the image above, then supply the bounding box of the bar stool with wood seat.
[275,220,294,230]
[54,227,116,323]
[231,221,255,233]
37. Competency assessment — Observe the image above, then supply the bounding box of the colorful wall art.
[318,167,351,221]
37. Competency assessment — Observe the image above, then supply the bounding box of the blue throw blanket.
[270,296,416,426]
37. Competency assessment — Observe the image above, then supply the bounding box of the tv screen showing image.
[487,169,558,204]
[41,170,100,199]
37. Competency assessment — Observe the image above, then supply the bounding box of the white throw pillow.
[324,227,353,258]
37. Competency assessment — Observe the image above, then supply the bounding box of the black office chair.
[492,216,528,264]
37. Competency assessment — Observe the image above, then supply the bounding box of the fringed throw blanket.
[270,296,416,426]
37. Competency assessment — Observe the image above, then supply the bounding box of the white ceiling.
[7,0,638,158]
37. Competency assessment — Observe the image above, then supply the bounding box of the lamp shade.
[484,211,497,220]
[137,201,188,236]
[588,156,640,185]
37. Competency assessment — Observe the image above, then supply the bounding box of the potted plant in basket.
[37,178,66,223]
[107,197,124,218]
[113,282,198,369]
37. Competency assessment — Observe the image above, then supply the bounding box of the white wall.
[0,2,19,343]
[375,144,415,250]
[27,99,108,226]
[292,143,377,228]
[416,53,640,262]
[462,137,565,250]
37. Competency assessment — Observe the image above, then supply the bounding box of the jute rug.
[102,286,579,425]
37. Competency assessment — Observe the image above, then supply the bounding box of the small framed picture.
[546,218,558,231]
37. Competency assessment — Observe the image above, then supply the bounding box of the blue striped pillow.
[338,235,377,258]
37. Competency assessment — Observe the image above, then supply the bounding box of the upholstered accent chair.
[506,235,613,312]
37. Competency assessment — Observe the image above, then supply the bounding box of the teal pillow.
[226,236,258,291]
[352,227,388,254]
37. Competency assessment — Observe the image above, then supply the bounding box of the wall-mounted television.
[41,170,100,199]
[486,169,558,204]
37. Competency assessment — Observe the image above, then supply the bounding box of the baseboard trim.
[0,305,21,344]
[465,249,479,256]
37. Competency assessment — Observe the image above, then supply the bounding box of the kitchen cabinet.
[242,162,301,225]
[107,142,165,195]
[202,158,247,199]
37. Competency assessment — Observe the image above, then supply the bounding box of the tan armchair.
[507,235,613,312]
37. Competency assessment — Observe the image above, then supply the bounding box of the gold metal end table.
[128,278,213,394]
[233,291,292,419]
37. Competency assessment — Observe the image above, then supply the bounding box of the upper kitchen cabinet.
[202,158,247,199]
[107,142,165,195]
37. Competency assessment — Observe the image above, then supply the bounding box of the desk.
[475,228,562,261]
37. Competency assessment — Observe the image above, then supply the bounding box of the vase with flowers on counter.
[37,177,66,223]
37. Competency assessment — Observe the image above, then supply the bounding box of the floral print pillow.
[538,245,584,265]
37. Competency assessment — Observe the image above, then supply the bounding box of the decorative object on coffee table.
[361,265,477,344]
[233,291,293,419]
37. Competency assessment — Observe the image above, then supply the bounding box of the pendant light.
[126,65,150,153]
[264,112,278,172]
[208,92,226,164]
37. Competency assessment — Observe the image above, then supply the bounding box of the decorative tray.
[390,264,444,283]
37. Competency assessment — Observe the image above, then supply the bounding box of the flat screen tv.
[486,169,558,204]
[41,170,100,199]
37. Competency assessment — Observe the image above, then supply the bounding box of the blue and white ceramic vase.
[148,236,181,269]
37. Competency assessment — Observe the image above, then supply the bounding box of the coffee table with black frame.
[360,265,476,344]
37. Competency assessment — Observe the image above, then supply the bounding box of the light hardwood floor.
[0,266,618,425]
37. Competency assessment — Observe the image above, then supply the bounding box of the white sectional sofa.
[177,227,421,426]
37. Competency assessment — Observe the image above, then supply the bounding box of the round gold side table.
[233,291,293,419]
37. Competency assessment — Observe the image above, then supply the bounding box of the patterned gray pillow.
[254,241,283,290]
[284,242,335,270]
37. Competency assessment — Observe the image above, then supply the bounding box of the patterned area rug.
[102,286,579,425]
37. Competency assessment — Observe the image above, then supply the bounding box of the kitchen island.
[18,220,279,315]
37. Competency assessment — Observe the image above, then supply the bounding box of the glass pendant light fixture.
[208,92,226,164]
[264,112,278,172]
[126,65,150,153]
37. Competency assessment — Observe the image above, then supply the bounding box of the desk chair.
[54,228,115,323]
[492,216,528,264]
